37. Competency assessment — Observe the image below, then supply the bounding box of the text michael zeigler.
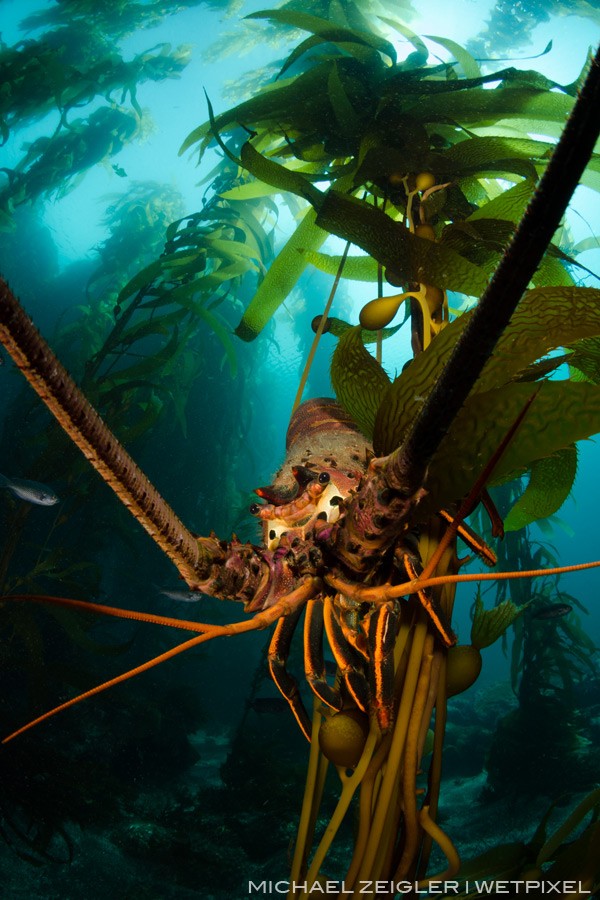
[248,880,591,895]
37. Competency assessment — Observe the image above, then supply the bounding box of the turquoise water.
[1,1,600,897]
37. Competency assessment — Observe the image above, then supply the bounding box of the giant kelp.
[181,10,596,343]
[18,0,234,39]
[0,4,600,897]
[0,28,191,145]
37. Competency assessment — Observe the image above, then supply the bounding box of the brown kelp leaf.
[315,191,489,295]
[180,65,335,159]
[240,142,322,207]
[321,315,403,343]
[235,207,328,340]
[568,335,600,383]
[331,326,390,439]
[374,287,600,456]
[423,34,480,78]
[471,593,525,649]
[302,250,378,281]
[403,86,574,136]
[421,381,600,518]
[475,287,600,393]
[440,136,553,176]
[466,179,535,223]
[504,446,578,532]
[247,10,397,66]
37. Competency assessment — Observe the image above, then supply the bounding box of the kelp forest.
[0,0,600,897]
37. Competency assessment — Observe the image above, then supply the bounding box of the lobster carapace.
[254,397,370,551]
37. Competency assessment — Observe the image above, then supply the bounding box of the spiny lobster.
[0,44,599,892]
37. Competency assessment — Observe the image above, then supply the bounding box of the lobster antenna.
[0,280,205,586]
[326,557,600,604]
[1,578,319,744]
[387,44,600,489]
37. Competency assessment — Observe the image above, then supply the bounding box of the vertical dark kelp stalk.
[1,7,600,897]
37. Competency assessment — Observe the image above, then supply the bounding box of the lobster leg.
[322,595,370,713]
[268,607,312,741]
[367,600,402,733]
[437,509,497,567]
[303,596,343,712]
[402,553,456,647]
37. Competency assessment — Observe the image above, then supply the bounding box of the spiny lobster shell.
[255,398,372,550]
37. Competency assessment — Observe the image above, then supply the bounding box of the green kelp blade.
[466,179,535,224]
[419,381,600,519]
[545,822,600,894]
[439,136,553,179]
[404,86,574,136]
[218,180,280,201]
[328,62,362,139]
[378,17,428,62]
[581,154,600,194]
[238,144,493,294]
[324,316,403,343]
[117,259,164,305]
[240,142,322,207]
[101,328,182,386]
[569,335,600,383]
[277,34,328,79]
[374,313,472,455]
[180,65,334,159]
[470,592,526,650]
[440,220,576,289]
[247,10,397,65]
[331,326,390,439]
[239,143,490,295]
[207,238,264,264]
[235,207,328,341]
[302,250,379,281]
[374,287,600,456]
[315,191,489,296]
[116,393,167,445]
[113,308,190,350]
[533,250,574,288]
[475,287,600,394]
[276,32,381,80]
[423,35,480,78]
[504,446,578,532]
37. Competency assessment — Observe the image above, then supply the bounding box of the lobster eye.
[318,471,330,484]
[249,503,261,515]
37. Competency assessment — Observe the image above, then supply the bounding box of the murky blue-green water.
[1,1,599,897]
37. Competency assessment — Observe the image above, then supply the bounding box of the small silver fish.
[159,588,203,602]
[0,473,59,506]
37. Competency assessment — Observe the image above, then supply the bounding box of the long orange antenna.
[0,279,205,586]
[327,559,600,604]
[2,632,213,744]
[3,593,215,634]
[1,578,320,744]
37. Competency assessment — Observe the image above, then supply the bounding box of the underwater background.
[1,0,600,897]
